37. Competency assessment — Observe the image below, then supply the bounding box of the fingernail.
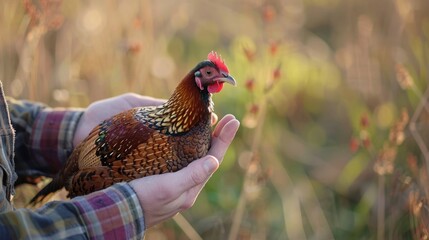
[204,156,219,174]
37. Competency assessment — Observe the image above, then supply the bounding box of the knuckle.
[190,170,206,186]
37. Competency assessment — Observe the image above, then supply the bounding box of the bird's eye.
[206,70,212,75]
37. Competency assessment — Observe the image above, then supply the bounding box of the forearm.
[27,107,83,175]
[0,183,145,239]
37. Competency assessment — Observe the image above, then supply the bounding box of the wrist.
[72,183,146,238]
[72,113,86,147]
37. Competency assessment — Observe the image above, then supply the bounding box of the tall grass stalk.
[228,98,267,240]
[377,175,385,240]
[173,214,203,240]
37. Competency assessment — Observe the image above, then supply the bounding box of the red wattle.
[207,82,224,93]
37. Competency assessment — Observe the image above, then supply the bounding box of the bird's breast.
[167,116,212,171]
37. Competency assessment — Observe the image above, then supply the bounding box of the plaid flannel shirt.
[0,83,145,239]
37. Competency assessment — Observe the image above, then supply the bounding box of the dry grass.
[2,0,429,239]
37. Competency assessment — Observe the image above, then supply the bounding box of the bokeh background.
[1,0,429,239]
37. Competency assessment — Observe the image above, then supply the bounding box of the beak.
[216,74,237,86]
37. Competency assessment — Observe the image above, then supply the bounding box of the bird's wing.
[77,108,155,169]
[61,108,154,180]
[67,130,175,197]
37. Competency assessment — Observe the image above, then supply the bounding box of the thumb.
[172,155,219,195]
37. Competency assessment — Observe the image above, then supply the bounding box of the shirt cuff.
[72,183,145,239]
[30,108,84,174]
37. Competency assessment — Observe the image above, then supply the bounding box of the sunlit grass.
[2,0,429,239]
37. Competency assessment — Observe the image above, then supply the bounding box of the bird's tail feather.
[27,176,64,208]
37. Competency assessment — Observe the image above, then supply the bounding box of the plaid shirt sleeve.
[0,94,146,238]
[0,183,145,239]
[7,98,83,180]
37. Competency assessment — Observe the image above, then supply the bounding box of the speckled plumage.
[30,52,235,204]
[66,107,211,197]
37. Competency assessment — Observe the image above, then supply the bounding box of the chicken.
[30,51,236,205]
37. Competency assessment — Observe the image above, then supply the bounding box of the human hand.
[73,93,165,147]
[129,114,240,228]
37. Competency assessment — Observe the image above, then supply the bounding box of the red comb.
[207,51,229,74]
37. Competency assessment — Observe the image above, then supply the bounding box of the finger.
[139,96,166,106]
[209,118,240,162]
[123,93,166,107]
[213,114,236,137]
[211,113,218,126]
[170,155,219,195]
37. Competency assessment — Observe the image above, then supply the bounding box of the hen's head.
[192,51,236,93]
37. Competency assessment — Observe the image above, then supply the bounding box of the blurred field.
[2,0,429,239]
